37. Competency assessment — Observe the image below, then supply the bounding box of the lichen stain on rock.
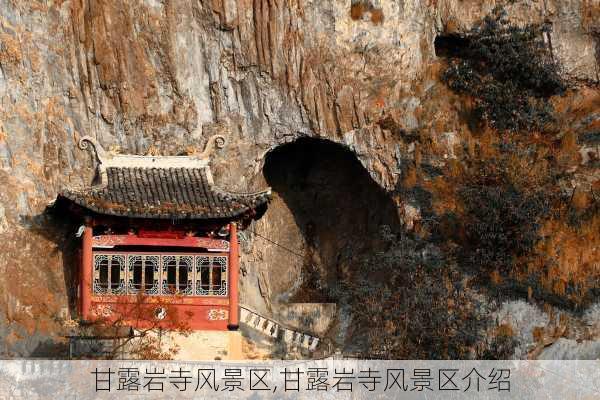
[72,0,164,117]
[350,1,384,25]
[0,32,22,66]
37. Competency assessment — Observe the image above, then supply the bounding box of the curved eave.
[56,187,272,221]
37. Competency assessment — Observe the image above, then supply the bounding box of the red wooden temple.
[56,135,270,331]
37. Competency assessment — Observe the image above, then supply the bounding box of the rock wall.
[0,0,598,357]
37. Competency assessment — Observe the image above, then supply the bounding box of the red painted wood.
[81,225,93,321]
[91,234,229,250]
[228,223,239,330]
[91,295,229,306]
[92,250,229,257]
[89,215,226,232]
[83,232,235,331]
[138,229,186,239]
[88,296,230,330]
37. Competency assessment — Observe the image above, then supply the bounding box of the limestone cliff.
[0,0,598,358]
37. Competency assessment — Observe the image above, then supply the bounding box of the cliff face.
[0,0,598,357]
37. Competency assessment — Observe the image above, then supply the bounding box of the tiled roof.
[59,166,271,220]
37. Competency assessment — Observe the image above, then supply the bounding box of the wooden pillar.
[228,222,239,330]
[80,221,93,322]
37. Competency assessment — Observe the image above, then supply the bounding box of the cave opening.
[262,138,401,303]
[434,34,469,58]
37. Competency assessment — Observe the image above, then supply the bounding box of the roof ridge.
[213,185,273,198]
[104,165,207,169]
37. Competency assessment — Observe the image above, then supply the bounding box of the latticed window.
[196,256,227,296]
[162,255,194,295]
[127,255,160,295]
[93,254,126,294]
[92,253,227,297]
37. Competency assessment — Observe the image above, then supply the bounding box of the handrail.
[239,305,321,351]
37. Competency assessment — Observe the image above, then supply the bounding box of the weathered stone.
[0,0,598,358]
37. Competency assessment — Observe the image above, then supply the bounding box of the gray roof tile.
[59,167,271,220]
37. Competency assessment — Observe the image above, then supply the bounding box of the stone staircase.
[239,305,321,351]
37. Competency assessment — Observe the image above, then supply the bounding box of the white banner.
[0,360,598,399]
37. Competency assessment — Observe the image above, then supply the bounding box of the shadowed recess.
[262,138,401,302]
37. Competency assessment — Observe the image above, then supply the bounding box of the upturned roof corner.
[60,134,271,221]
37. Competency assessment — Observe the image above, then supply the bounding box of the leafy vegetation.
[458,157,555,276]
[330,231,492,359]
[440,6,566,133]
[78,295,191,359]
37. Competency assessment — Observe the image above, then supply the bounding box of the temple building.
[56,135,271,333]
